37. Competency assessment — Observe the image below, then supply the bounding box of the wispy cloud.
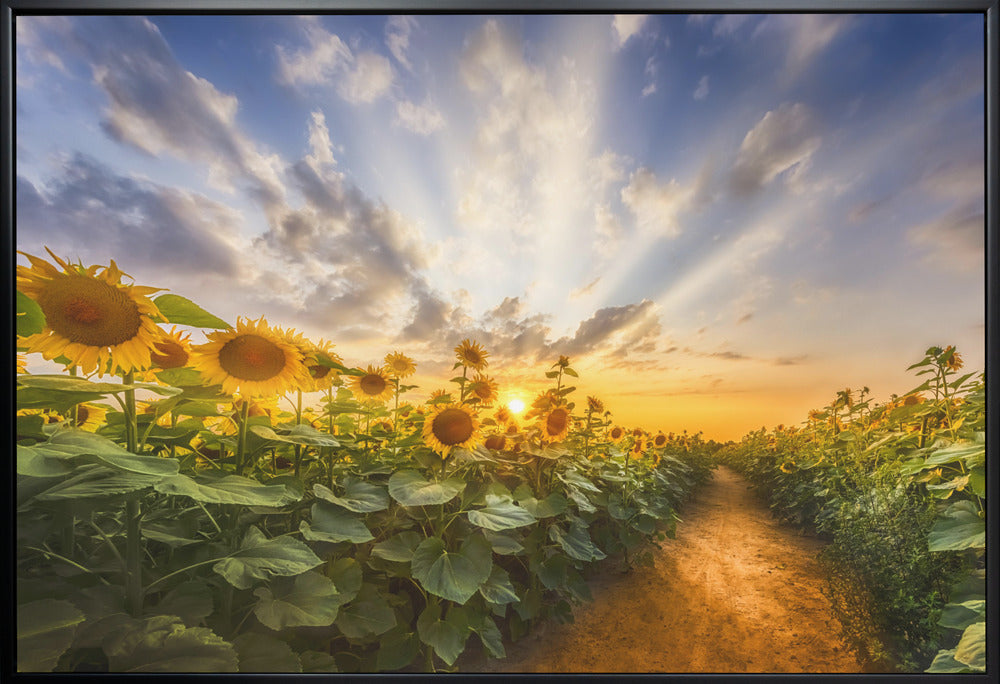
[729,102,821,196]
[612,14,648,50]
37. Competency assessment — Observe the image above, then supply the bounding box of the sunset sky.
[15,13,985,441]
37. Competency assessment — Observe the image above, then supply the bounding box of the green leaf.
[938,600,986,631]
[481,529,524,555]
[299,650,338,673]
[952,621,986,670]
[153,294,232,329]
[519,491,568,518]
[545,370,559,378]
[559,469,601,493]
[48,429,180,477]
[104,615,238,672]
[928,500,985,551]
[328,558,363,602]
[17,443,77,478]
[411,534,493,604]
[253,570,347,630]
[925,649,972,673]
[467,495,537,531]
[17,599,85,672]
[562,367,578,378]
[213,526,323,590]
[299,501,374,544]
[376,628,421,671]
[478,565,520,605]
[470,611,505,659]
[17,290,46,337]
[416,602,470,667]
[232,632,301,672]
[388,469,466,507]
[534,553,570,591]
[250,424,339,448]
[155,473,296,507]
[152,581,214,627]
[334,584,396,639]
[371,531,423,562]
[313,479,388,512]
[549,521,606,562]
[34,465,162,500]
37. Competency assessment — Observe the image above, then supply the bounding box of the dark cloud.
[709,351,750,361]
[16,155,242,277]
[773,355,809,366]
[736,313,754,324]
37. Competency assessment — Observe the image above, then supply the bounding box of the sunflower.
[349,364,394,403]
[303,338,343,392]
[608,425,625,443]
[17,353,27,374]
[190,316,308,397]
[943,346,963,372]
[17,249,164,376]
[454,339,489,371]
[428,389,452,403]
[469,373,499,406]
[494,405,512,425]
[652,432,667,448]
[505,423,519,435]
[902,393,925,406]
[422,403,481,457]
[73,402,108,432]
[780,461,796,474]
[630,436,646,456]
[484,434,507,451]
[555,355,570,368]
[385,351,416,378]
[586,396,604,413]
[149,325,192,371]
[540,405,571,443]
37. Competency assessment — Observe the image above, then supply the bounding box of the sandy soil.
[460,466,863,674]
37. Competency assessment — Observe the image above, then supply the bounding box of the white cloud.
[693,75,709,100]
[306,110,336,166]
[620,167,691,238]
[754,15,851,85]
[713,15,749,37]
[394,98,445,135]
[385,15,418,71]
[337,51,394,104]
[612,14,648,50]
[642,57,658,97]
[641,83,657,97]
[729,102,821,195]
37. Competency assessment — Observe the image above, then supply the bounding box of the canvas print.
[13,12,986,674]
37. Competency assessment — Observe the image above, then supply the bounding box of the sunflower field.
[15,249,717,673]
[721,346,986,673]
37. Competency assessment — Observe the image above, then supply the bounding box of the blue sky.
[15,13,985,439]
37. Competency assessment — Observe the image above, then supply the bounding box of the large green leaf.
[953,622,986,671]
[155,473,296,507]
[470,611,505,659]
[48,430,180,477]
[558,469,601,493]
[411,534,493,604]
[328,558,363,602]
[478,565,520,605]
[388,469,467,507]
[232,632,301,672]
[334,584,396,639]
[299,501,374,544]
[519,491,568,518]
[17,443,77,478]
[153,294,232,329]
[34,465,162,501]
[299,650,338,673]
[928,500,985,551]
[213,526,323,590]
[938,599,986,631]
[17,599,85,672]
[250,423,339,448]
[253,571,347,631]
[376,628,421,671]
[481,529,524,555]
[467,495,537,531]
[313,479,388,512]
[416,602,470,667]
[371,531,423,562]
[17,290,46,337]
[104,615,238,672]
[152,581,214,627]
[925,649,973,673]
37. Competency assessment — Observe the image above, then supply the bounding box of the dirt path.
[462,466,861,673]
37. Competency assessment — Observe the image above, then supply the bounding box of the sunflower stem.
[392,379,400,456]
[236,399,250,476]
[294,390,303,478]
[122,370,144,617]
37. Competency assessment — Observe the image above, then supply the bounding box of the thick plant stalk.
[294,389,303,477]
[122,371,143,617]
[236,399,250,476]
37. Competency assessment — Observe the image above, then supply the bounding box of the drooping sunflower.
[422,402,481,457]
[586,396,605,413]
[189,316,308,397]
[630,436,646,456]
[17,249,164,376]
[608,425,626,443]
[454,339,489,371]
[469,373,499,406]
[555,355,571,368]
[73,403,108,432]
[384,351,416,378]
[299,337,342,392]
[540,405,571,443]
[902,393,925,406]
[149,325,192,371]
[349,364,394,403]
[943,346,964,372]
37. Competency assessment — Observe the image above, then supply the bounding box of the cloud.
[277,17,394,104]
[612,14,648,50]
[394,98,445,135]
[621,167,692,238]
[16,155,243,279]
[385,15,418,71]
[729,102,821,196]
[754,15,851,85]
[908,205,984,271]
[306,110,337,166]
[713,15,749,37]
[693,75,709,100]
[642,57,658,97]
[709,351,750,361]
[570,277,602,300]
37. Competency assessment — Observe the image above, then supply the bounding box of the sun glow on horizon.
[508,398,526,414]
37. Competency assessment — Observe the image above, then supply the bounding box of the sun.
[508,398,526,414]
